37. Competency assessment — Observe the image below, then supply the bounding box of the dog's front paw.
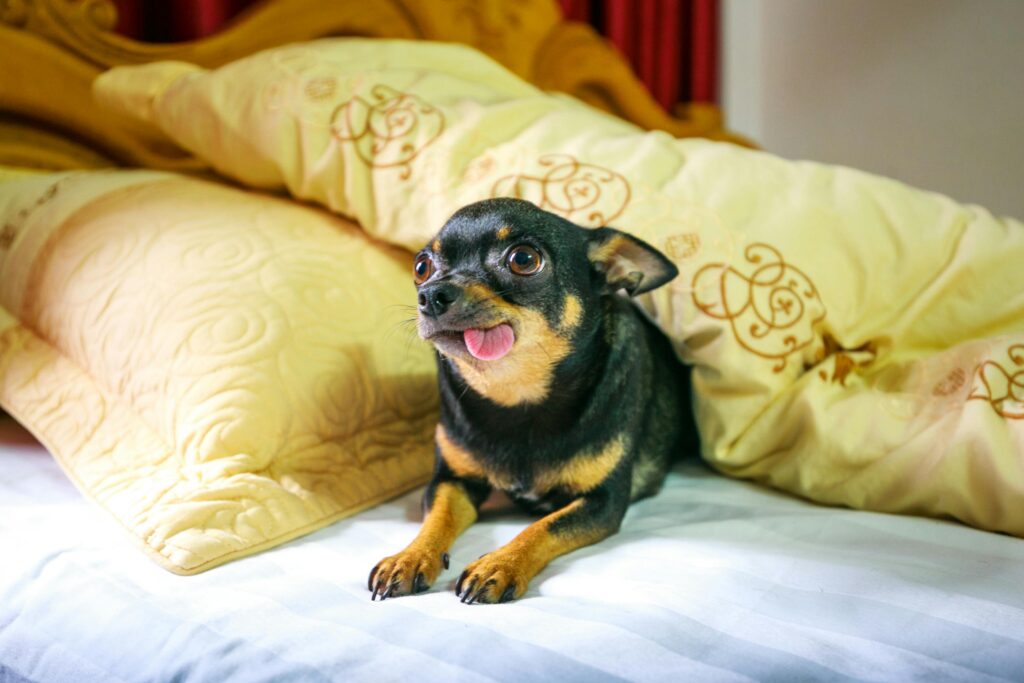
[455,553,529,604]
[368,546,450,600]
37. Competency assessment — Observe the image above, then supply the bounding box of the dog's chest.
[506,483,573,514]
[455,447,560,500]
[437,425,625,502]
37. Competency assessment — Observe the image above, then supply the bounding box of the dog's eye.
[413,254,434,284]
[507,245,543,276]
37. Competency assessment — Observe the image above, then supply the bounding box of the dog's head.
[414,198,677,406]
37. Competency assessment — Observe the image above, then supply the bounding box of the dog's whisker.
[381,316,424,351]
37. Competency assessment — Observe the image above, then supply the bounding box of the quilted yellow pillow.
[0,169,437,574]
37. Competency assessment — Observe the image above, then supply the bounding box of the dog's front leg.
[369,469,490,600]
[455,484,630,604]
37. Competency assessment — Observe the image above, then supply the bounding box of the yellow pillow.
[95,40,1024,536]
[0,169,437,574]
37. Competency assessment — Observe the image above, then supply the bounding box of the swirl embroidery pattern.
[968,344,1024,419]
[664,233,702,262]
[692,243,826,373]
[933,367,968,397]
[330,85,444,180]
[491,154,631,228]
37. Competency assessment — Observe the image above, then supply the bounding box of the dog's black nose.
[418,283,460,318]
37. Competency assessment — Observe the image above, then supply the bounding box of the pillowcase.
[94,38,1024,537]
[0,168,437,574]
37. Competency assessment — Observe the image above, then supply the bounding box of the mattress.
[1,418,1022,682]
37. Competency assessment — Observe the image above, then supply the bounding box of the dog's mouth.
[424,323,516,361]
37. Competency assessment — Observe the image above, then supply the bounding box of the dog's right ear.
[586,227,678,296]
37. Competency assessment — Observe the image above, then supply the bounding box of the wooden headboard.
[0,0,747,172]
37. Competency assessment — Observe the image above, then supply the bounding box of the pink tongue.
[464,324,515,361]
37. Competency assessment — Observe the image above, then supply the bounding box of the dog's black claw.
[413,573,428,594]
[455,570,468,596]
[382,571,401,600]
[442,552,450,570]
[499,584,515,603]
[460,579,478,603]
[371,578,383,601]
[469,581,492,605]
[368,566,379,592]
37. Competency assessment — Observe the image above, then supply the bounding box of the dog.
[369,197,694,603]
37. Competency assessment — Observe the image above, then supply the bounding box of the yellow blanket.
[88,39,1024,537]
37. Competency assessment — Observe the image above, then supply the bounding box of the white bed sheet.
[1,417,1023,683]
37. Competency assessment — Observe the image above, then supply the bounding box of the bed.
[2,1,1023,681]
[4,415,1024,682]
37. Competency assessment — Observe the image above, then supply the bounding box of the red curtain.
[112,0,719,108]
[560,0,718,107]
[112,0,255,42]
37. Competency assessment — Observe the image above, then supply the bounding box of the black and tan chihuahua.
[369,198,694,604]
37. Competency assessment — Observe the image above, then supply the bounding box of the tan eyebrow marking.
[497,226,511,240]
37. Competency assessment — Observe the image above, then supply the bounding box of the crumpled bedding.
[94,39,1024,536]
[0,168,437,574]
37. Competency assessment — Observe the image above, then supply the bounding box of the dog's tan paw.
[368,546,449,600]
[455,553,530,604]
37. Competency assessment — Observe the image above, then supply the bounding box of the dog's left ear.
[587,227,678,296]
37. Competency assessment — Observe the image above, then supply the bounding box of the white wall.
[722,0,1024,220]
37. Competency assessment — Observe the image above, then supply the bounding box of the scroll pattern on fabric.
[969,344,1024,419]
[491,154,631,228]
[330,85,445,180]
[692,243,826,373]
